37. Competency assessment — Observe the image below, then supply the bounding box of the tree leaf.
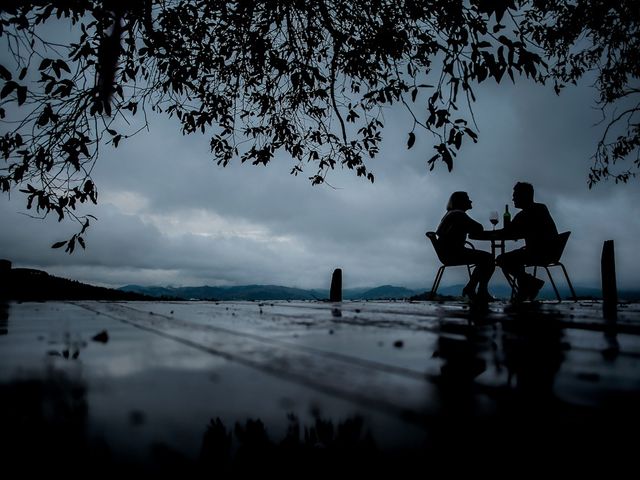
[51,241,67,249]
[39,58,52,70]
[407,132,415,149]
[0,64,11,80]
[441,147,454,171]
[17,85,27,105]
[464,128,478,142]
[0,81,17,99]
[57,60,70,74]
[427,153,439,171]
[454,132,462,150]
[65,237,75,254]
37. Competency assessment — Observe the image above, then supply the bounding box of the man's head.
[513,182,534,209]
[447,191,472,211]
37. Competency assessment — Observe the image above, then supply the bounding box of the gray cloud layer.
[2,74,639,291]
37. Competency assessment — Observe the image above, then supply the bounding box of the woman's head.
[447,191,472,211]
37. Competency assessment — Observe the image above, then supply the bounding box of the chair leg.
[504,272,518,301]
[544,267,561,302]
[559,262,577,301]
[430,266,445,297]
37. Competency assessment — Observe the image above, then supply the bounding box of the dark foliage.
[519,0,640,186]
[0,1,637,249]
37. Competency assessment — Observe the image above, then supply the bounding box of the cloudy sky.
[1,64,639,292]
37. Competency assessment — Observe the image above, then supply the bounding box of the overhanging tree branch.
[0,0,638,251]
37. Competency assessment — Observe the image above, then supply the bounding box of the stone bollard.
[601,240,617,320]
[330,268,342,302]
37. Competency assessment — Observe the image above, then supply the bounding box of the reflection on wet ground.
[0,303,7,335]
[1,300,639,474]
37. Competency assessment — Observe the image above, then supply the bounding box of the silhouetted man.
[496,182,557,301]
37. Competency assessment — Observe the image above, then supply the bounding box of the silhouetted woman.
[436,192,494,301]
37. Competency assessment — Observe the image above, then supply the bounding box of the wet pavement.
[1,300,639,475]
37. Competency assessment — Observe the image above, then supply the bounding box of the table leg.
[491,239,506,259]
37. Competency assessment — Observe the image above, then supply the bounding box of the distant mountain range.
[118,284,421,301]
[2,263,638,302]
[118,283,640,301]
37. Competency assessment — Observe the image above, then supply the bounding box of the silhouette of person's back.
[496,182,558,300]
[434,192,494,301]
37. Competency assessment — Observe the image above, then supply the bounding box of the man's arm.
[504,211,526,239]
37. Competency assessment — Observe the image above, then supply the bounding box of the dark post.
[601,240,617,320]
[0,259,11,301]
[330,268,342,302]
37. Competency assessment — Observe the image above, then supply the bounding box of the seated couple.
[434,182,558,302]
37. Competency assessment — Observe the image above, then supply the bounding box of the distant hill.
[5,262,636,302]
[123,282,638,302]
[119,284,323,301]
[5,268,156,301]
[119,284,423,301]
[358,285,418,300]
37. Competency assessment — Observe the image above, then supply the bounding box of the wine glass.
[489,211,499,230]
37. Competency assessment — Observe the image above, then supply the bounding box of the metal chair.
[426,232,475,298]
[506,231,577,302]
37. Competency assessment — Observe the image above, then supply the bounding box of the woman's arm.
[465,214,484,235]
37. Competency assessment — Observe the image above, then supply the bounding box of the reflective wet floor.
[1,300,639,475]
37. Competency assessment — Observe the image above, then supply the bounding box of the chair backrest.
[549,231,571,263]
[426,231,447,264]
